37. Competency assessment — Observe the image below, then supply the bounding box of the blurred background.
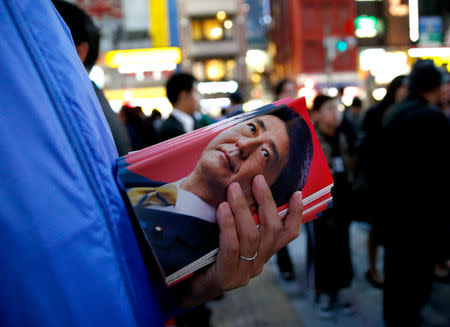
[64,1,449,326]
[74,0,450,116]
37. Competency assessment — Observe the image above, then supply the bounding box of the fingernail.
[294,191,302,202]
[229,182,242,196]
[218,202,231,216]
[254,174,267,187]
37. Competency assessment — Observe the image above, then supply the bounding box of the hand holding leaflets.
[118,97,333,286]
[175,176,303,309]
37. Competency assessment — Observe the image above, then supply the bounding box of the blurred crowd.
[281,60,449,327]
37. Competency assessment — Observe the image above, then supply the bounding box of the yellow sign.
[104,47,181,68]
[408,47,450,72]
[412,57,450,72]
[104,87,166,100]
[150,0,169,47]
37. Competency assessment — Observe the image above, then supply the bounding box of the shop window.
[191,17,233,42]
[192,59,236,81]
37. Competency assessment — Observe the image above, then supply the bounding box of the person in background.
[433,72,450,284]
[336,111,358,159]
[118,104,157,150]
[150,108,163,134]
[158,72,201,143]
[356,75,407,288]
[275,78,297,100]
[344,96,364,133]
[439,72,450,119]
[336,87,345,103]
[193,108,216,129]
[53,0,132,156]
[307,94,354,319]
[223,90,245,118]
[372,60,449,327]
[273,78,298,281]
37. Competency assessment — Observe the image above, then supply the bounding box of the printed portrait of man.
[128,105,314,277]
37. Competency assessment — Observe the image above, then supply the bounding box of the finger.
[227,182,260,261]
[277,191,303,251]
[216,202,240,269]
[252,175,282,260]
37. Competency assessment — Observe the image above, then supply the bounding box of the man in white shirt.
[158,73,200,142]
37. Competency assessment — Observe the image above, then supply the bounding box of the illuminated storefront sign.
[104,87,172,117]
[355,16,379,38]
[408,47,450,72]
[389,0,408,16]
[359,49,410,84]
[149,0,169,47]
[419,17,443,46]
[409,0,419,42]
[104,87,166,99]
[197,81,239,95]
[76,0,122,19]
[205,59,226,81]
[246,50,269,73]
[104,47,181,71]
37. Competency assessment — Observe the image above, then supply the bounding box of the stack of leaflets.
[117,97,333,286]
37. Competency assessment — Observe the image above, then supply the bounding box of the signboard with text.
[419,16,443,46]
[75,0,122,19]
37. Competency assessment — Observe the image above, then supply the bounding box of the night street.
[211,222,450,327]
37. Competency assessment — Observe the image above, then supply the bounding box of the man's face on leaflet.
[195,115,290,206]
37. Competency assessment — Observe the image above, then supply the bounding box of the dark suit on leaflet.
[134,206,219,277]
[128,182,219,278]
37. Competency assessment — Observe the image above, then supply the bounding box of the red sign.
[75,0,122,19]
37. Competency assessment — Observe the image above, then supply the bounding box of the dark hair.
[274,79,294,99]
[379,75,407,107]
[52,0,100,71]
[229,91,243,104]
[351,96,362,108]
[166,72,197,106]
[267,106,314,206]
[120,105,145,122]
[150,108,162,120]
[312,94,333,112]
[408,59,443,94]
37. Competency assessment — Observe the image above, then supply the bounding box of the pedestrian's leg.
[366,228,383,287]
[383,245,433,327]
[276,246,295,280]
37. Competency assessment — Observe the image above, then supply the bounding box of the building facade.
[269,0,358,89]
[176,0,248,114]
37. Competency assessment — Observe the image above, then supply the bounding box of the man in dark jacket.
[53,0,132,156]
[374,60,450,327]
[158,72,202,142]
[0,1,305,325]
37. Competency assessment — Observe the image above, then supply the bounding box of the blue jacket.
[0,1,169,325]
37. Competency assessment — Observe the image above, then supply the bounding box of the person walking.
[373,60,449,327]
[307,94,354,319]
[356,75,408,288]
[53,0,132,156]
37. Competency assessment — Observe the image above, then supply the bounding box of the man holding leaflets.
[0,1,308,326]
